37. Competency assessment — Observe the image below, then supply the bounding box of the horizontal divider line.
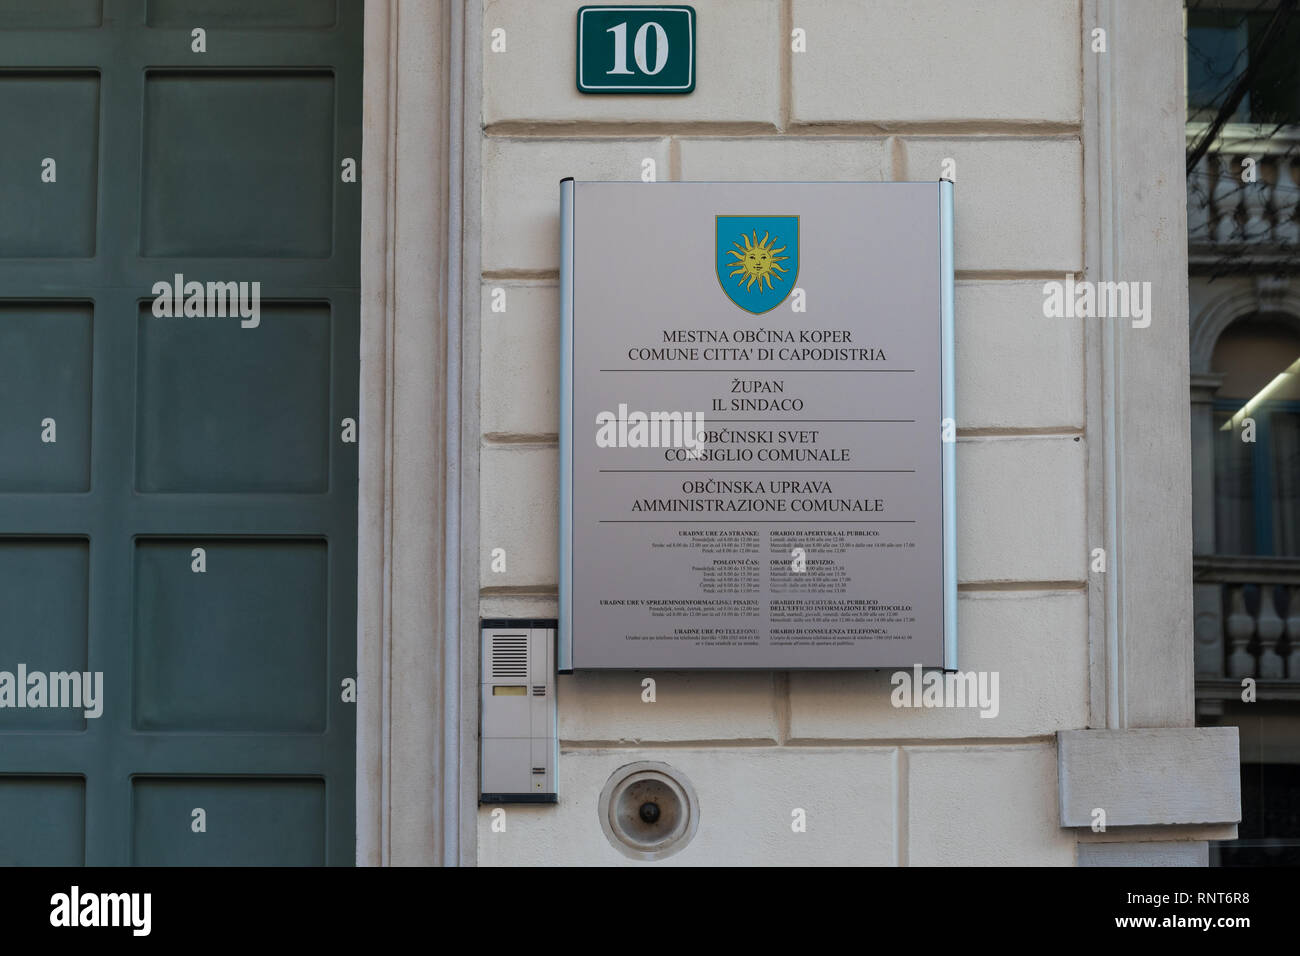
[698,419,915,423]
[597,368,915,373]
[598,469,915,473]
[485,122,780,137]
[480,585,559,597]
[957,580,1087,592]
[956,427,1084,438]
[476,584,1086,595]
[483,433,559,445]
[560,735,1058,750]
[781,735,1059,748]
[484,121,1082,138]
[476,269,1064,281]
[954,269,1076,280]
[481,431,1080,444]
[480,269,560,281]
[783,122,1081,136]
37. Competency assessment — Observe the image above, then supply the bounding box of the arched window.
[1212,317,1300,556]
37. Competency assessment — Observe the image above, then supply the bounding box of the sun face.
[726,230,789,292]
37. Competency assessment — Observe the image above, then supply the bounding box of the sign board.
[577,5,695,93]
[559,181,955,670]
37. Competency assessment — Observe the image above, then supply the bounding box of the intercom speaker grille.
[490,633,528,678]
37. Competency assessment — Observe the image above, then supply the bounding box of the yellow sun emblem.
[726,231,789,293]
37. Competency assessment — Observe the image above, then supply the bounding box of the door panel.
[0,73,99,255]
[0,304,94,490]
[140,71,336,258]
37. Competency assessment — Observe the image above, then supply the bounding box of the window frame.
[1213,396,1300,555]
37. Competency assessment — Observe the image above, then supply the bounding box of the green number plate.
[577,5,696,94]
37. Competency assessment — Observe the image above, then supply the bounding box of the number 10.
[606,20,669,76]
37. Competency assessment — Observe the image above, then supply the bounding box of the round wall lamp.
[598,761,700,861]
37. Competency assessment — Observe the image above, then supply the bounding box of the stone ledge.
[1077,841,1209,867]
[1057,728,1241,827]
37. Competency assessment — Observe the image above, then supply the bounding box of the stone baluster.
[1226,584,1257,678]
[1257,585,1285,678]
[1208,153,1229,243]
[1187,153,1213,244]
[1218,152,1240,241]
[1194,582,1226,678]
[1281,154,1300,247]
[1235,152,1270,242]
[1287,585,1300,680]
[1260,156,1280,243]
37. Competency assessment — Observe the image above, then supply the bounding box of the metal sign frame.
[559,179,955,671]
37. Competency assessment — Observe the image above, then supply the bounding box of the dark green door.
[0,0,360,865]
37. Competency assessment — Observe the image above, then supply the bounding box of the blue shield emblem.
[716,215,799,314]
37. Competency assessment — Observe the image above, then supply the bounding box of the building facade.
[443,0,1235,866]
[0,0,1244,866]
